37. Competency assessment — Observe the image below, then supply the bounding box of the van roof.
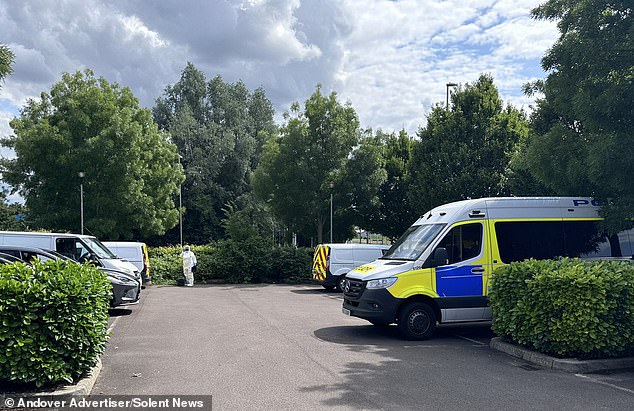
[0,231,97,240]
[102,241,146,247]
[318,243,390,249]
[414,197,600,225]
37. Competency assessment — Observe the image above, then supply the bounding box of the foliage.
[522,1,634,231]
[253,85,359,244]
[0,70,183,239]
[0,190,30,231]
[490,258,634,359]
[0,44,14,91]
[148,243,312,285]
[0,260,111,387]
[375,130,417,240]
[148,244,214,285]
[408,74,529,215]
[152,63,277,244]
[222,194,275,242]
[332,130,387,240]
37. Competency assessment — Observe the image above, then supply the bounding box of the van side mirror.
[422,247,449,268]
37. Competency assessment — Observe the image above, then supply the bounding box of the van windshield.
[84,238,117,259]
[381,224,445,261]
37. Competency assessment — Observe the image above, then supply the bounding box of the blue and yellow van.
[342,197,634,340]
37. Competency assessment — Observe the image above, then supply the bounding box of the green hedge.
[148,242,312,285]
[490,258,634,359]
[0,260,111,387]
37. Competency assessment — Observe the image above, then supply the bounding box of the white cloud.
[0,0,558,143]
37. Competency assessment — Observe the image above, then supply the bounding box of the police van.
[342,197,634,340]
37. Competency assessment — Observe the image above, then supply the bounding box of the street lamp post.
[329,181,334,243]
[446,82,458,109]
[78,171,85,234]
[178,155,183,248]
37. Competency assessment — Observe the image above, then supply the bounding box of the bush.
[148,242,313,285]
[210,238,273,283]
[0,260,111,387]
[269,246,313,283]
[490,258,634,359]
[148,245,215,284]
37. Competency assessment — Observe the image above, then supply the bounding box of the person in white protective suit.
[182,245,197,287]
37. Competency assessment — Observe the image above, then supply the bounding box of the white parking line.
[107,316,120,335]
[575,374,634,395]
[454,334,488,346]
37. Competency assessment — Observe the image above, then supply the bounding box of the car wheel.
[397,302,437,340]
[335,276,347,292]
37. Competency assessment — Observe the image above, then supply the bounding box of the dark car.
[0,245,140,307]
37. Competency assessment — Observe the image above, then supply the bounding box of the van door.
[430,221,491,321]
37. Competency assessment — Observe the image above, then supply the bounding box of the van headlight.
[366,277,397,289]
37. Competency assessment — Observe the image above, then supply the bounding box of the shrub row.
[148,240,313,284]
[490,258,634,359]
[0,260,111,387]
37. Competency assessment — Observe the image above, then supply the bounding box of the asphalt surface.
[95,285,634,410]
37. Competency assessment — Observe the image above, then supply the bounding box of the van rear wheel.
[397,302,437,340]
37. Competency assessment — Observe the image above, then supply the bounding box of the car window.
[432,223,483,265]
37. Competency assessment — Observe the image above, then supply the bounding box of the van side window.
[572,223,634,259]
[495,221,566,263]
[56,239,90,261]
[56,238,78,260]
[434,223,483,265]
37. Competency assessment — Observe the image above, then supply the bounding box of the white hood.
[345,259,414,281]
[102,258,140,279]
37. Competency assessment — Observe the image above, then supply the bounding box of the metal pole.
[330,191,333,243]
[179,182,183,248]
[78,171,85,235]
[80,182,84,235]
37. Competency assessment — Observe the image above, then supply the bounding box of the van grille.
[343,278,365,298]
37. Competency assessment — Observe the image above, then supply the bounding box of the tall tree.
[253,86,359,244]
[332,129,387,240]
[0,70,183,239]
[377,130,418,239]
[408,74,529,214]
[153,63,276,244]
[0,44,14,91]
[522,0,634,230]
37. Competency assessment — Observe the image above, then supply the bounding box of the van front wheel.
[397,302,437,340]
[335,276,347,292]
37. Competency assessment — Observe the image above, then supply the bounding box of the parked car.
[102,241,151,285]
[0,245,140,307]
[0,231,140,283]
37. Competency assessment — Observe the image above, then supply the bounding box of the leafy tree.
[153,63,276,244]
[331,129,386,241]
[522,0,634,230]
[377,130,418,239]
[0,70,183,239]
[0,190,29,230]
[0,44,14,91]
[253,86,359,244]
[408,74,529,214]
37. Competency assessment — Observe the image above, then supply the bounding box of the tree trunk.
[316,216,324,244]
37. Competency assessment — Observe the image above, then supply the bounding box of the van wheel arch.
[396,295,441,324]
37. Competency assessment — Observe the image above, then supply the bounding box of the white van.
[103,241,151,284]
[0,231,140,283]
[312,243,390,291]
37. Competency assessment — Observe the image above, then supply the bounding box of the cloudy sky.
[1,0,558,144]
